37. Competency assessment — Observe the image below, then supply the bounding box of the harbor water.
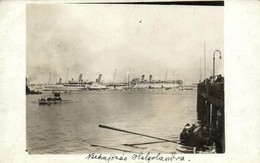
[26,89,197,154]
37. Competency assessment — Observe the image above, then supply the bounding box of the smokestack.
[141,75,145,82]
[96,74,102,83]
[79,74,83,82]
[149,75,152,83]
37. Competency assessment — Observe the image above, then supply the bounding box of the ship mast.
[164,68,168,83]
[113,69,117,86]
[127,68,131,88]
[200,57,202,82]
[204,42,206,79]
[65,67,69,84]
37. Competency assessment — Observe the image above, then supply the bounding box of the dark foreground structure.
[197,76,224,153]
[26,78,42,95]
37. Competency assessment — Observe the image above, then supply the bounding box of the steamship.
[42,74,87,91]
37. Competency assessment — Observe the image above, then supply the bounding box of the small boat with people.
[38,92,62,105]
[176,121,216,154]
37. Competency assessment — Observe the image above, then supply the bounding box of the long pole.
[90,144,136,153]
[113,69,116,86]
[213,50,221,79]
[200,57,202,81]
[174,72,178,89]
[123,139,179,146]
[99,124,178,143]
[128,68,131,88]
[213,53,215,78]
[164,68,168,83]
[204,42,206,80]
[126,72,129,88]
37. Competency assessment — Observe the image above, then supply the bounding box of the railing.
[197,78,225,153]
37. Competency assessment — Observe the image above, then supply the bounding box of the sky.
[26,4,224,84]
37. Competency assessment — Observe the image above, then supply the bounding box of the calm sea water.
[26,89,197,154]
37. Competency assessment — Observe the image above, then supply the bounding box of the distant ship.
[42,73,87,91]
[42,84,85,91]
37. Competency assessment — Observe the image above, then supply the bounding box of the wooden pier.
[197,76,224,153]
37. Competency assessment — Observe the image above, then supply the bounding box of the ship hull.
[42,84,85,91]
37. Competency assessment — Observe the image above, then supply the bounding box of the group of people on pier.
[180,121,214,151]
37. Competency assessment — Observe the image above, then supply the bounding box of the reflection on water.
[26,89,197,154]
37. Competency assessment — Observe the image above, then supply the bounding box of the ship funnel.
[141,75,145,82]
[96,74,102,83]
[79,74,83,82]
[149,75,152,83]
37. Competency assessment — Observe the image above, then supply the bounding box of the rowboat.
[38,99,62,105]
[176,141,216,154]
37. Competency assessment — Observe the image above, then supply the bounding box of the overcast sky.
[26,4,223,84]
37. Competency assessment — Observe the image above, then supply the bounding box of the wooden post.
[203,99,207,124]
[197,87,201,119]
[206,101,211,128]
[209,104,212,130]
[211,105,218,132]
